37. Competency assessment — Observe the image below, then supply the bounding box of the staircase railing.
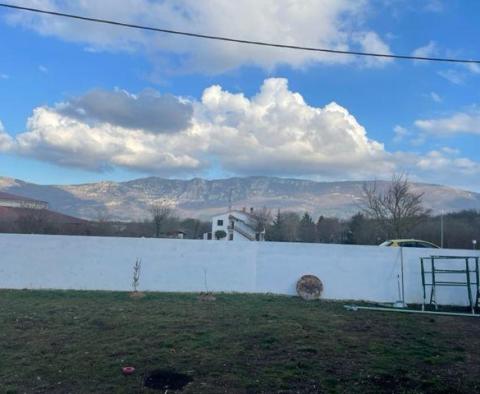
[231,220,256,240]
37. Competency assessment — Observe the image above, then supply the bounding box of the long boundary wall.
[0,234,478,305]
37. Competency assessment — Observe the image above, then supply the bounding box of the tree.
[267,209,285,241]
[15,209,57,234]
[282,211,301,242]
[346,213,381,245]
[362,174,430,239]
[267,210,300,242]
[298,212,316,242]
[251,207,272,233]
[316,215,344,244]
[149,202,172,238]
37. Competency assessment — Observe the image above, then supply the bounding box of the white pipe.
[400,247,405,307]
[344,304,479,317]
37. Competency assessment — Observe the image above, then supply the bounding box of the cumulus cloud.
[0,121,14,151]
[13,107,205,174]
[4,0,391,72]
[415,150,480,175]
[57,88,193,134]
[195,78,393,177]
[388,148,480,189]
[3,78,395,178]
[3,78,480,186]
[415,109,480,135]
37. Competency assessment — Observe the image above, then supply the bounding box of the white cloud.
[38,65,48,73]
[4,0,392,72]
[352,31,393,67]
[437,69,464,85]
[3,78,395,178]
[415,150,480,175]
[424,0,444,13]
[3,79,480,186]
[195,78,393,177]
[415,109,480,135]
[437,63,480,84]
[441,146,459,155]
[393,125,409,142]
[429,92,442,103]
[0,73,9,80]
[466,63,480,74]
[0,121,14,151]
[390,148,480,189]
[412,41,437,59]
[14,107,205,174]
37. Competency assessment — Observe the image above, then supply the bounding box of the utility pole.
[440,209,444,248]
[228,189,232,212]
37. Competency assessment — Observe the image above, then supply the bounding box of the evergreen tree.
[268,209,285,241]
[298,212,316,243]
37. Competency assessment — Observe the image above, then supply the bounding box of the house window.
[217,219,223,226]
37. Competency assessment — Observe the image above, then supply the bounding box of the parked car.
[379,239,440,248]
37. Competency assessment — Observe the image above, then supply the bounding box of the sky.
[0,0,480,190]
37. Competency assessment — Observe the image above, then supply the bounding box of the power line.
[1,2,480,65]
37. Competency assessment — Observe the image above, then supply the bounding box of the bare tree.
[362,173,430,239]
[15,209,57,234]
[251,206,272,233]
[94,209,113,236]
[149,202,172,238]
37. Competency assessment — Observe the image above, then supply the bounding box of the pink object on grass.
[122,366,135,375]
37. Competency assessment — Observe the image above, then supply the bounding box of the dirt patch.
[129,291,145,299]
[197,292,216,302]
[144,370,192,391]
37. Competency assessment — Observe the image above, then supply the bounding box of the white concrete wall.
[0,233,478,305]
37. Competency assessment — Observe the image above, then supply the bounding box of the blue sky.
[0,0,479,190]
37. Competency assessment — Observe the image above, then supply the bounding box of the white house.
[204,208,265,241]
[0,191,48,210]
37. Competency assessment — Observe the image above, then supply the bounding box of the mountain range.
[1,176,479,221]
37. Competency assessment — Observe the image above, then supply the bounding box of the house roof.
[212,209,256,220]
[0,191,47,204]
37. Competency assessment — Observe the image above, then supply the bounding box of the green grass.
[1,290,479,393]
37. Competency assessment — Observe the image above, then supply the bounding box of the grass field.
[1,290,479,393]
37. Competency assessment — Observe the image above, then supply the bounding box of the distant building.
[204,208,265,241]
[0,191,48,210]
[164,230,186,239]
